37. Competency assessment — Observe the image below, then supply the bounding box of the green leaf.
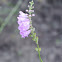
[36,37,38,44]
[39,48,41,51]
[33,33,36,38]
[33,28,35,32]
[30,34,33,37]
[35,48,41,51]
[32,37,36,41]
[29,0,34,6]
[35,48,38,51]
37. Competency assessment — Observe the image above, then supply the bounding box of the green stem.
[31,32,43,62]
[29,0,43,62]
[37,44,43,62]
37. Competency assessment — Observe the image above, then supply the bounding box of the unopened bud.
[32,14,35,16]
[29,10,34,12]
[29,15,31,17]
[26,9,29,12]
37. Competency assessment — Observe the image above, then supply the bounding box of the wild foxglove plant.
[17,0,43,62]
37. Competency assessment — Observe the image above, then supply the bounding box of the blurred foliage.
[8,0,18,6]
[0,0,8,5]
[0,7,11,15]
[0,18,3,26]
[0,0,22,33]
[56,39,62,45]
[38,0,42,2]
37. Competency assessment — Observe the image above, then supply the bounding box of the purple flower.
[17,11,31,38]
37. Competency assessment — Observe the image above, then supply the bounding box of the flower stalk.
[27,0,43,62]
[17,0,43,62]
